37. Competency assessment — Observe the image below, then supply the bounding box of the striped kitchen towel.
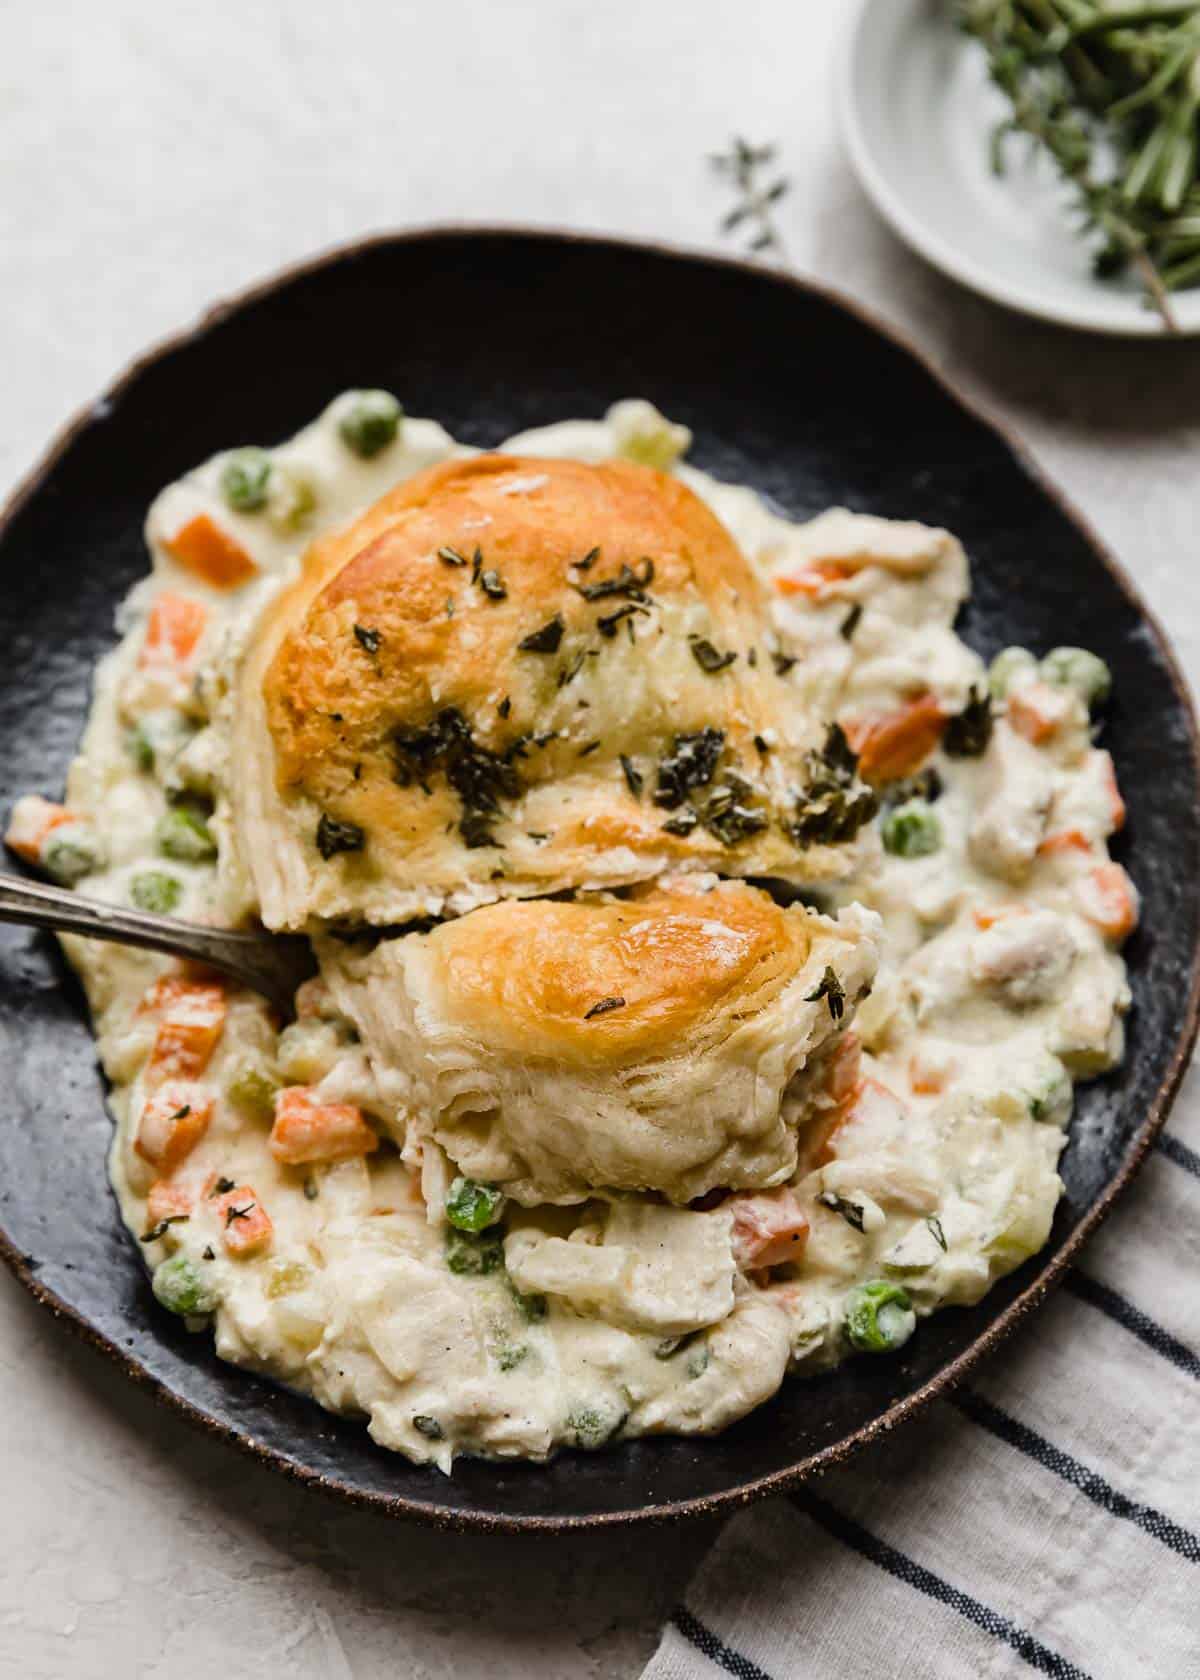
[642,1066,1200,1680]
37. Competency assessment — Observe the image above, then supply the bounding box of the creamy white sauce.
[9,395,1134,1471]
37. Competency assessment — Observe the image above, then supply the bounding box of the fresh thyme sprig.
[711,138,791,257]
[959,0,1200,331]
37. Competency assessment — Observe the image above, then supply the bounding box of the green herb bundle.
[959,1,1200,329]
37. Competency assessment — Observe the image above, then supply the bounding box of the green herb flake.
[805,965,845,1022]
[140,1214,189,1243]
[817,1190,866,1233]
[654,727,724,808]
[943,687,993,758]
[316,813,366,860]
[926,1215,948,1253]
[518,614,565,654]
[584,995,626,1020]
[840,603,863,641]
[413,1414,444,1440]
[689,636,737,674]
[353,624,382,655]
[619,754,643,797]
[437,545,468,567]
[572,558,654,603]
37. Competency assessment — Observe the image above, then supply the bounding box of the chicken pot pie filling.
[6,394,1135,1470]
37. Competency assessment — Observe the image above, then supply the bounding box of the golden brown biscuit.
[321,878,882,1206]
[229,455,876,929]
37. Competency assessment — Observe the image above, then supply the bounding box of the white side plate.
[837,0,1200,337]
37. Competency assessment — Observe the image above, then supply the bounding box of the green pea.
[445,1176,504,1232]
[226,1063,280,1120]
[152,1255,220,1317]
[881,799,941,859]
[156,804,217,863]
[130,870,182,914]
[988,646,1036,699]
[445,1227,505,1276]
[845,1280,916,1354]
[42,827,105,885]
[220,447,272,513]
[338,390,403,458]
[1040,646,1111,709]
[565,1403,624,1450]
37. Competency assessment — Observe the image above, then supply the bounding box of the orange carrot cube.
[730,1189,810,1270]
[146,1178,196,1226]
[139,593,209,670]
[775,559,854,598]
[4,795,74,864]
[1007,680,1072,745]
[135,1082,213,1172]
[1077,863,1138,942]
[165,514,256,590]
[269,1086,379,1165]
[844,694,947,784]
[141,977,228,1084]
[214,1185,274,1257]
[1038,829,1092,858]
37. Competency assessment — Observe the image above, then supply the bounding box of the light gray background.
[2,4,1197,1676]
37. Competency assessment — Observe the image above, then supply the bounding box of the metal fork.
[0,873,316,1017]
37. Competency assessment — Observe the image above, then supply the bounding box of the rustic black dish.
[1,228,1196,1532]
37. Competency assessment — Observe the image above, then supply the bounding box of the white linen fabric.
[642,1071,1200,1680]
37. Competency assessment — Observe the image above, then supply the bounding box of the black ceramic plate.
[1,228,1197,1532]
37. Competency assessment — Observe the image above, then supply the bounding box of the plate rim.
[1,222,1197,1532]
[836,0,1199,339]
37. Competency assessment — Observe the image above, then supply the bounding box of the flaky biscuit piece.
[229,455,874,929]
[321,878,881,1206]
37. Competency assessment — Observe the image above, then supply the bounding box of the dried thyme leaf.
[584,995,626,1020]
[817,1191,866,1233]
[437,545,468,567]
[654,728,725,808]
[572,558,655,603]
[140,1214,189,1243]
[353,624,382,654]
[805,965,845,1021]
[840,604,863,641]
[518,615,565,654]
[689,636,737,674]
[943,687,993,758]
[317,813,366,860]
[620,754,644,797]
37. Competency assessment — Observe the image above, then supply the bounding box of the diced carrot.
[1038,829,1092,858]
[826,1032,862,1106]
[139,593,209,670]
[909,1050,955,1095]
[269,1086,380,1165]
[973,903,1029,931]
[730,1189,810,1270]
[775,559,854,598]
[807,1076,905,1169]
[135,1082,213,1173]
[166,514,257,590]
[844,694,947,784]
[214,1185,274,1257]
[146,1178,196,1225]
[4,795,74,864]
[1076,863,1138,941]
[141,978,228,1084]
[1007,680,1071,745]
[1095,750,1126,834]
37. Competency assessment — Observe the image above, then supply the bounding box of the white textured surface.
[2,3,1197,1675]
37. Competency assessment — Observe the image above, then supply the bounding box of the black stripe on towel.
[953,1389,1200,1563]
[1157,1131,1200,1181]
[671,1606,776,1680]
[794,1490,1091,1680]
[1066,1273,1200,1383]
